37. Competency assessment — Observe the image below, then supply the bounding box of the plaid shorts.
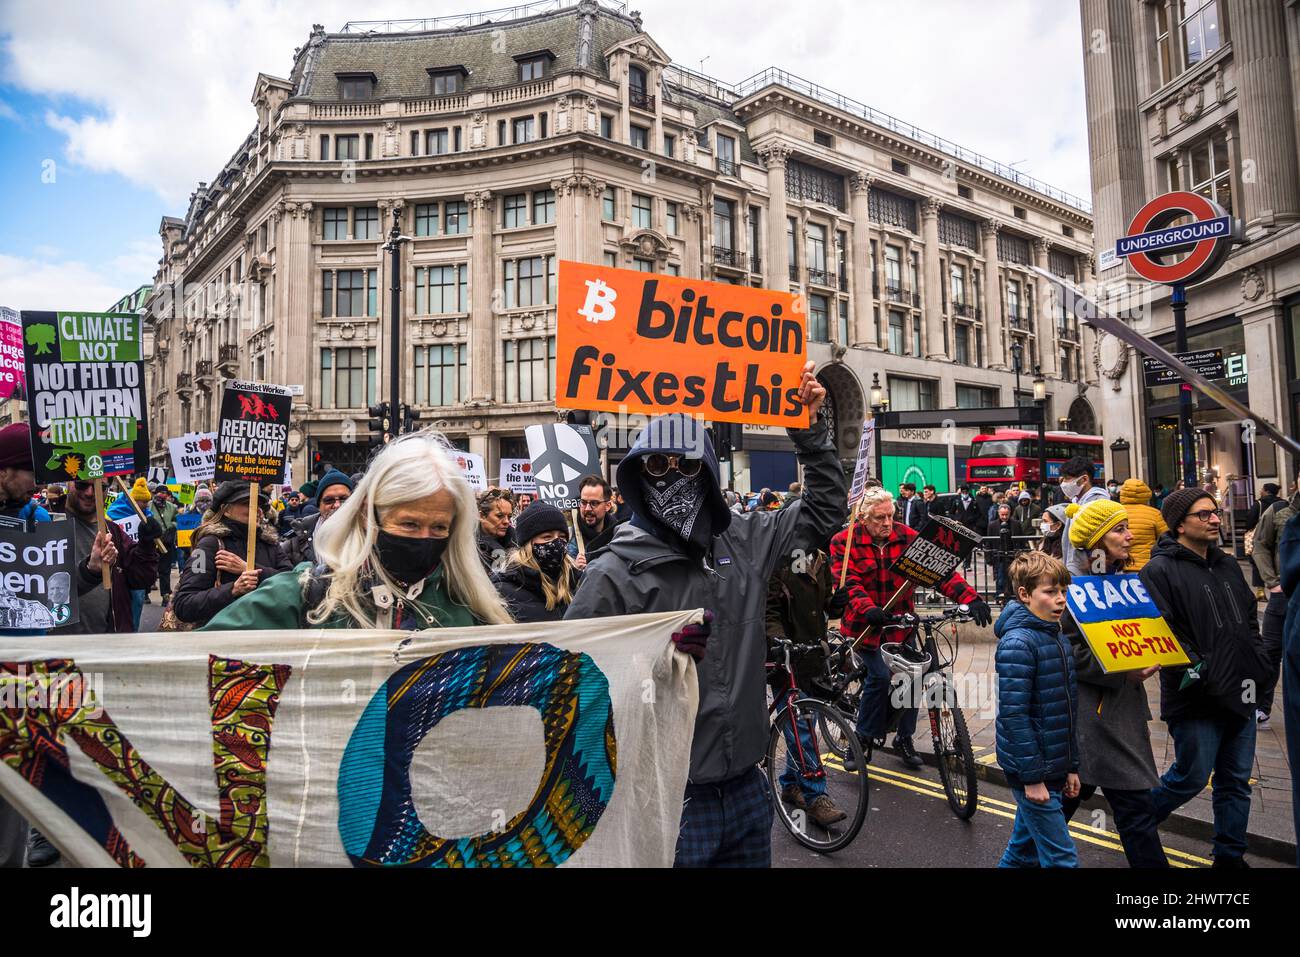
[673,766,774,868]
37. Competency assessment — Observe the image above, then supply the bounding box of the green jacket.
[1253,492,1299,590]
[200,562,477,631]
[153,499,179,535]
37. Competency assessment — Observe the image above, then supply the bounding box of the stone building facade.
[142,0,1095,490]
[1082,0,1300,495]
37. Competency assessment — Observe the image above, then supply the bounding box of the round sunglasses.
[641,453,703,478]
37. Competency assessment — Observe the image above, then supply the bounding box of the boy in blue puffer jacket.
[995,550,1081,867]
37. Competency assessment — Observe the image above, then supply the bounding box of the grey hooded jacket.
[564,412,847,785]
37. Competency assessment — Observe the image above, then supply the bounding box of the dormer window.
[514,50,555,83]
[628,65,654,110]
[336,72,376,101]
[427,66,468,96]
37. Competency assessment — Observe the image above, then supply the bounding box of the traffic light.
[399,402,420,435]
[311,450,323,475]
[367,401,391,444]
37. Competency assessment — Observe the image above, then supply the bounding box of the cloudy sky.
[0,0,1090,310]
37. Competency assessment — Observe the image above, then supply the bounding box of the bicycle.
[823,605,979,820]
[764,637,869,853]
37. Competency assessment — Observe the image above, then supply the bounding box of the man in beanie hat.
[1139,487,1270,867]
[0,421,48,523]
[565,362,847,867]
[281,469,354,567]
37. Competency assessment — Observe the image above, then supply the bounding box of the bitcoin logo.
[577,278,618,323]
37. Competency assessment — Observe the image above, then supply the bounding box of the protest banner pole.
[571,509,586,556]
[838,499,861,589]
[113,477,167,554]
[245,481,259,571]
[91,478,112,590]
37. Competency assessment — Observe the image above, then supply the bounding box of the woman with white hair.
[200,430,512,630]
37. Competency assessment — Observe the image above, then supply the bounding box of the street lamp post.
[870,371,887,483]
[1033,365,1048,500]
[382,208,412,440]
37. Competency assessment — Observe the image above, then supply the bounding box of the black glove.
[827,586,850,618]
[864,606,887,630]
[137,516,164,542]
[968,598,992,628]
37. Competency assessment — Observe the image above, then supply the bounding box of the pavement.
[889,604,1297,865]
[770,755,1288,868]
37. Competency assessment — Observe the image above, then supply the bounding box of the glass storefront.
[1143,316,1249,491]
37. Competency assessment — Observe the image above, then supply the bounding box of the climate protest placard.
[0,611,700,867]
[168,432,216,484]
[213,381,291,485]
[890,515,984,588]
[20,311,148,482]
[556,262,808,428]
[0,306,24,402]
[0,521,78,630]
[500,458,537,495]
[1064,573,1191,673]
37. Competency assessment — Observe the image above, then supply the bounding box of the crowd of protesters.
[2,410,1299,871]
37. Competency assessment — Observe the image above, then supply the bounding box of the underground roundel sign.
[1116,191,1238,286]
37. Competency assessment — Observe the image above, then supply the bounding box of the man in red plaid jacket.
[830,487,992,769]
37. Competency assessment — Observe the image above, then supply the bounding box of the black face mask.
[641,468,713,554]
[532,538,568,578]
[375,530,448,586]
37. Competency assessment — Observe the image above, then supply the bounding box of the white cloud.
[0,99,19,122]
[0,247,154,311]
[0,0,1090,207]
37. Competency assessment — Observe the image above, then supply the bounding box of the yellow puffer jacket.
[1119,478,1167,571]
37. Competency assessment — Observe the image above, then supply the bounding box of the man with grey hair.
[831,486,992,769]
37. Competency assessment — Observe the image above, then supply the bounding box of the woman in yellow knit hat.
[1065,498,1131,576]
[1060,495,1168,866]
[129,477,151,504]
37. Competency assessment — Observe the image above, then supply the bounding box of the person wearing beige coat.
[1119,478,1168,571]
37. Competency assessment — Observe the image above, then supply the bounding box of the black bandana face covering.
[532,538,568,578]
[641,469,713,553]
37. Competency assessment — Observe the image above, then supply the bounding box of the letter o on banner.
[337,642,616,867]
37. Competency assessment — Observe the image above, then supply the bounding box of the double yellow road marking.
[820,753,1210,867]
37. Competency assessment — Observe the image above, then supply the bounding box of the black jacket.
[895,495,929,530]
[568,514,618,557]
[477,525,516,571]
[952,495,983,533]
[173,520,295,627]
[1140,533,1270,721]
[493,563,582,623]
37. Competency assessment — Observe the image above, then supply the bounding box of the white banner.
[167,433,217,484]
[848,418,876,508]
[450,450,487,492]
[0,612,699,867]
[499,458,537,495]
[110,513,141,543]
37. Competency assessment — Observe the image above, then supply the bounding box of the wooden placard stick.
[245,481,259,571]
[113,476,168,554]
[571,508,586,556]
[837,498,862,589]
[92,478,112,590]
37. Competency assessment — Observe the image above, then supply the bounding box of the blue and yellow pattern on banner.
[175,511,200,549]
[1065,573,1191,673]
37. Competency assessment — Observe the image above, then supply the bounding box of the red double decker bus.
[965,430,1104,489]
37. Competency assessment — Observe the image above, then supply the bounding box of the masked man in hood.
[565,362,847,867]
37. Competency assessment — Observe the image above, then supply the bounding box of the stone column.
[876,228,889,350]
[1225,0,1300,232]
[279,201,313,398]
[1080,0,1149,283]
[849,172,875,348]
[465,190,495,403]
[580,176,606,264]
[1241,300,1286,481]
[681,203,703,277]
[920,198,946,359]
[759,143,792,289]
[980,220,1007,370]
[551,176,580,261]
[1031,237,1059,377]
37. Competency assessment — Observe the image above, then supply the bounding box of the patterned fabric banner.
[0,611,700,867]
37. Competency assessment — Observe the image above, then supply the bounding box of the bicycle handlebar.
[879,604,973,631]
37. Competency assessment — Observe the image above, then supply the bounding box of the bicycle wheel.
[818,646,862,759]
[767,698,869,853]
[930,691,978,820]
